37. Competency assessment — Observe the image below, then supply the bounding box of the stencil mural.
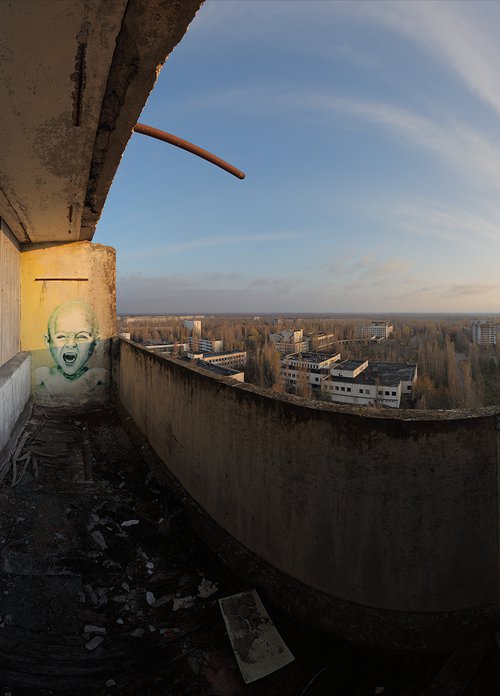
[33,300,108,404]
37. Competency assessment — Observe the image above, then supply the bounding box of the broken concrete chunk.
[121,519,139,527]
[85,635,104,651]
[131,628,144,638]
[105,680,116,687]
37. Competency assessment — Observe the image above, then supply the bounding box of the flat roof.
[284,352,339,362]
[334,360,367,371]
[331,362,417,387]
[179,357,243,377]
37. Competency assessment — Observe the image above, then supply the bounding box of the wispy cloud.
[121,231,300,260]
[376,199,500,247]
[354,1,500,119]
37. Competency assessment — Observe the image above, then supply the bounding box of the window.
[347,387,351,392]
[392,391,396,396]
[385,391,389,396]
[341,386,345,391]
[378,390,383,395]
[335,386,339,390]
[359,388,364,393]
[408,385,412,390]
[365,389,370,394]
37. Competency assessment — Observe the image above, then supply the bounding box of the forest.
[118,314,500,409]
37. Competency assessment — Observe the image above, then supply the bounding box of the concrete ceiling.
[0,0,202,245]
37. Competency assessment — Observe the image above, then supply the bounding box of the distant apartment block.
[308,332,336,351]
[281,352,341,391]
[471,319,498,345]
[269,329,309,355]
[188,336,224,353]
[119,331,131,340]
[323,359,417,409]
[187,350,247,369]
[360,321,394,340]
[183,319,202,336]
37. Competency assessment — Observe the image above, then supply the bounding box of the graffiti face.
[45,301,99,379]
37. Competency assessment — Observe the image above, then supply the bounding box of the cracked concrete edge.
[80,0,204,240]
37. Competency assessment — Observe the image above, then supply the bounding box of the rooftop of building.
[333,359,367,371]
[331,361,417,387]
[179,356,243,377]
[283,352,340,363]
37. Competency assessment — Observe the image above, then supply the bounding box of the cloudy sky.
[96,0,500,314]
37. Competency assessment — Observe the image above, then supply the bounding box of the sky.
[96,0,500,314]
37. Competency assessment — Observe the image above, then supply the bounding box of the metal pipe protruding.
[133,123,246,180]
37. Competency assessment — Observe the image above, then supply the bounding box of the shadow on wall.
[31,299,110,407]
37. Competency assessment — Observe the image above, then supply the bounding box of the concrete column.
[20,241,116,408]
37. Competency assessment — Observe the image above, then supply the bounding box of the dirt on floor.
[0,405,498,695]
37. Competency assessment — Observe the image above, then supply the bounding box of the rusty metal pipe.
[133,123,245,180]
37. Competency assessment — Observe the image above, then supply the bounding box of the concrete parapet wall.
[0,352,31,455]
[115,339,500,622]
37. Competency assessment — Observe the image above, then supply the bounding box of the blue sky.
[96,0,500,314]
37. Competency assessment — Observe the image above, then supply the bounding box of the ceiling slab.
[0,0,203,245]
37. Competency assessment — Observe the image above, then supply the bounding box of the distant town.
[118,314,500,410]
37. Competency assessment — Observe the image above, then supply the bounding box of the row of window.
[332,385,398,397]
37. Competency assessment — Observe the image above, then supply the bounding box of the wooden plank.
[419,623,493,696]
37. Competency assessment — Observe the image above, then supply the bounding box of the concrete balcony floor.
[0,405,497,695]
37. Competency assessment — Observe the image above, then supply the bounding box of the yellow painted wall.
[21,241,116,407]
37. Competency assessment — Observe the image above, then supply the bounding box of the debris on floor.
[219,589,294,684]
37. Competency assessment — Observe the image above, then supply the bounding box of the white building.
[281,352,341,391]
[360,321,394,340]
[183,319,202,337]
[188,336,224,353]
[323,360,417,409]
[269,329,309,355]
[187,350,247,369]
[471,320,498,345]
[145,342,189,354]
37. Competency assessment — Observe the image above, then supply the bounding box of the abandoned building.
[1,1,500,693]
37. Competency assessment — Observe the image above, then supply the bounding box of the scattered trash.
[85,635,104,651]
[91,530,107,550]
[116,618,124,625]
[105,679,116,687]
[121,520,139,527]
[146,591,155,606]
[198,578,218,598]
[84,624,106,635]
[219,589,294,684]
[152,594,174,609]
[172,595,195,611]
[121,581,130,592]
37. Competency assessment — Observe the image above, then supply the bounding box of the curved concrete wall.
[115,340,500,623]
